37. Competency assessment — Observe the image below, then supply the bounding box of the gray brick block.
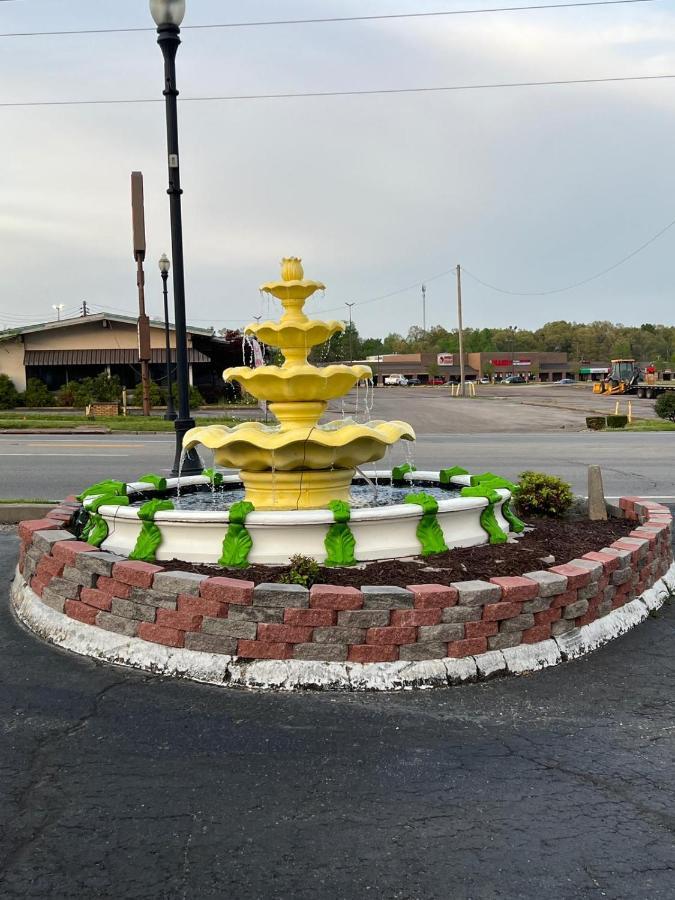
[41,588,65,613]
[151,570,207,596]
[488,632,522,650]
[25,547,43,566]
[522,570,568,597]
[337,610,390,627]
[452,580,501,607]
[293,643,347,661]
[441,606,482,623]
[568,558,603,581]
[551,618,576,636]
[418,624,464,642]
[201,618,257,640]
[185,632,237,655]
[61,566,97,588]
[578,583,600,602]
[227,606,284,623]
[499,614,535,633]
[522,596,552,614]
[96,611,139,637]
[563,599,589,619]
[361,586,414,609]
[253,583,309,608]
[597,599,613,617]
[612,568,632,585]
[46,577,81,600]
[602,547,632,568]
[399,642,447,660]
[313,626,366,644]
[111,597,156,623]
[129,588,177,610]
[23,558,38,582]
[76,551,120,577]
[604,585,617,603]
[32,529,75,554]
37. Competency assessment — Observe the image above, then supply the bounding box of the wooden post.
[588,465,607,521]
[456,264,466,398]
[131,172,152,417]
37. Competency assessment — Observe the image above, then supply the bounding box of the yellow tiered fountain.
[183,258,415,509]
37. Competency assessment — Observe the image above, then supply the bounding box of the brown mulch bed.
[163,515,636,588]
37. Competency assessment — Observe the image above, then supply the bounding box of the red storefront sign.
[490,359,531,367]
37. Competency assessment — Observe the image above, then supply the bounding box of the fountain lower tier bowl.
[224,364,372,402]
[91,471,513,566]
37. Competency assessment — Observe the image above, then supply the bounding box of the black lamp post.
[158,253,177,421]
[150,0,201,475]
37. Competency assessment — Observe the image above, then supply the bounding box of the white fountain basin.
[92,471,511,566]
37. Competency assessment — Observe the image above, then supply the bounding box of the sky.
[1,0,674,339]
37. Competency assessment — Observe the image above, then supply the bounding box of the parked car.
[407,377,421,386]
[503,375,527,384]
[553,377,576,384]
[383,374,408,386]
[479,376,491,384]
[428,376,445,385]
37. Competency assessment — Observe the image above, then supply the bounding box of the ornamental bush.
[24,378,53,408]
[0,374,19,410]
[655,392,675,422]
[515,470,574,518]
[279,554,320,588]
[132,380,163,408]
[606,415,628,429]
[585,416,605,431]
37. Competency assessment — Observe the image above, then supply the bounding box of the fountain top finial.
[281,257,304,282]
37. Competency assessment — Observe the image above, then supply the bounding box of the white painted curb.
[10,563,675,692]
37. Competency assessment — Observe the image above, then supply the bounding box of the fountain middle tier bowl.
[224,363,372,402]
[245,319,345,351]
[183,419,416,472]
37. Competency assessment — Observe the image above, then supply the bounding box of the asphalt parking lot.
[1,524,674,899]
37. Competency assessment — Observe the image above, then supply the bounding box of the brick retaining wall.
[15,496,673,664]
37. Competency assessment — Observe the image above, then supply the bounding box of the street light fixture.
[158,253,176,421]
[52,304,65,321]
[150,0,201,474]
[345,302,355,364]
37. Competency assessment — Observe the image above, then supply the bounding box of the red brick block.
[309,584,363,610]
[80,588,113,611]
[391,608,441,627]
[237,640,292,659]
[348,645,398,663]
[534,607,562,625]
[36,555,65,580]
[550,589,579,609]
[18,519,59,543]
[522,624,551,643]
[137,622,185,648]
[366,626,417,645]
[284,608,336,627]
[483,601,522,621]
[631,530,657,548]
[407,583,458,609]
[64,599,99,625]
[489,576,538,602]
[576,611,598,627]
[582,550,620,574]
[177,594,227,618]
[549,564,591,589]
[155,608,203,632]
[112,560,164,588]
[95,576,132,599]
[447,637,487,658]
[30,576,50,598]
[257,624,314,643]
[52,540,96,566]
[465,620,498,639]
[200,576,254,606]
[47,509,73,523]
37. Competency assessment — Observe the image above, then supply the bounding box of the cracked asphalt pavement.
[1,526,674,899]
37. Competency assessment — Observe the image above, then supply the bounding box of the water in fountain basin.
[176,447,187,497]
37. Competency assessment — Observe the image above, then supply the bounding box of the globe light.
[149,0,186,27]
[158,253,171,274]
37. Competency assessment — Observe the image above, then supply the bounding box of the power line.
[462,214,675,295]
[0,0,660,38]
[1,72,674,109]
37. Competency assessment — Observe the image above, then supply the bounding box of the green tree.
[0,374,19,410]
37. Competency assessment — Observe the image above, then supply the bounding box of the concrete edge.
[0,504,57,524]
[10,562,675,691]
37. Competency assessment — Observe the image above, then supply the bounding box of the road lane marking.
[0,453,130,458]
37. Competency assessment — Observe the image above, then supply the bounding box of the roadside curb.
[0,504,57,524]
[11,563,674,691]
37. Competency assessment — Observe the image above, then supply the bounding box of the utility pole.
[456,264,466,398]
[421,283,426,335]
[345,302,355,364]
[52,304,65,321]
[81,300,89,317]
[131,172,152,417]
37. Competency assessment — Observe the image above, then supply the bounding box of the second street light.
[158,253,176,421]
[150,0,201,474]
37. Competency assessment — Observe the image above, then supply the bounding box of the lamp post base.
[172,416,202,476]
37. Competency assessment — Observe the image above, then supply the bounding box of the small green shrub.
[68,375,122,406]
[24,378,53,408]
[586,416,605,431]
[655,392,675,422]
[171,383,204,408]
[278,554,320,588]
[132,380,163,408]
[0,374,19,410]
[515,470,574,518]
[606,415,628,429]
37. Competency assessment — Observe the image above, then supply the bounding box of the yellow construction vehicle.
[593,359,641,395]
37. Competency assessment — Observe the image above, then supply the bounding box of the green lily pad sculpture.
[405,492,448,556]
[129,498,175,563]
[324,500,357,567]
[219,501,255,568]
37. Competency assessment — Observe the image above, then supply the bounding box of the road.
[1,529,674,898]
[0,431,673,501]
